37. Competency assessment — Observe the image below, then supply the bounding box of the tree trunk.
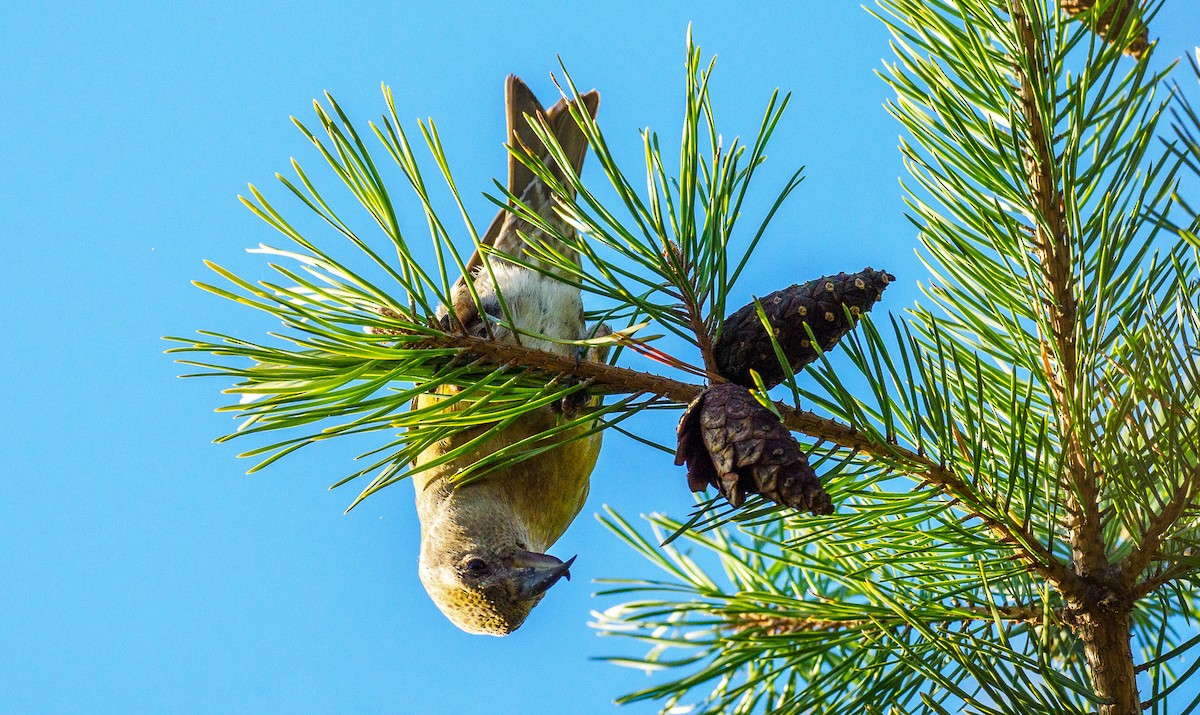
[1076,605,1139,715]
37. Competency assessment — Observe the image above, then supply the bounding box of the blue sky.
[3,2,1199,714]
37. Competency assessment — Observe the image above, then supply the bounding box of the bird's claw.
[554,377,592,418]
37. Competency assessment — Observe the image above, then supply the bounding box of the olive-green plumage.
[413,76,603,636]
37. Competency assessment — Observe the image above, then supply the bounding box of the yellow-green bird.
[412,76,605,636]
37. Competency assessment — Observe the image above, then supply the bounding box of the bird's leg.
[554,323,612,418]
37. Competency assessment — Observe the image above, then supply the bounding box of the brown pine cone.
[675,383,833,515]
[1060,0,1149,59]
[714,268,895,390]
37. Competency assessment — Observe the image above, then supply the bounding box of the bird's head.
[418,527,575,636]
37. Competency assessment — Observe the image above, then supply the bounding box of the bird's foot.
[365,305,407,336]
[552,376,597,419]
[552,323,612,418]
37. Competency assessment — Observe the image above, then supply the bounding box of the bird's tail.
[456,76,600,297]
[505,75,600,197]
[448,77,600,333]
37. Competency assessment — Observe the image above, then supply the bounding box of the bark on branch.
[1010,2,1139,712]
[1010,0,1107,579]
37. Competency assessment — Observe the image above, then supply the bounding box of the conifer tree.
[170,1,1200,712]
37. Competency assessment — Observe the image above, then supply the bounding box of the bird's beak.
[510,550,577,601]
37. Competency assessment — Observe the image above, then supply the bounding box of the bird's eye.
[464,558,489,575]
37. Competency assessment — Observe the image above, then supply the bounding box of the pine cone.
[714,268,895,390]
[675,383,833,515]
[1060,0,1149,59]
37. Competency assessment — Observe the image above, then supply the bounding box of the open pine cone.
[675,383,833,515]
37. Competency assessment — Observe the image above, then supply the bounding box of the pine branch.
[181,17,1200,712]
[913,460,1082,593]
[420,327,1082,593]
[1123,477,1200,578]
[1131,557,1200,600]
[727,604,1054,635]
[1010,0,1109,582]
[1121,465,1200,586]
[672,241,721,373]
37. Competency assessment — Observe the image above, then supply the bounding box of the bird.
[411,75,605,636]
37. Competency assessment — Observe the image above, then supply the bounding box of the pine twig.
[1121,466,1200,587]
[1131,557,1200,600]
[1011,0,1108,581]
[727,604,1055,636]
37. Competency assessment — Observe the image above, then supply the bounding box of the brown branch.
[1060,0,1151,59]
[426,329,915,457]
[1122,469,1200,587]
[728,605,1055,636]
[1010,6,1142,712]
[422,330,1082,594]
[1131,559,1198,601]
[426,331,701,402]
[1010,0,1107,581]
[1130,567,1176,602]
[911,461,1082,595]
[664,241,721,374]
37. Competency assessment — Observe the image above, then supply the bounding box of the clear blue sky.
[3,2,1199,714]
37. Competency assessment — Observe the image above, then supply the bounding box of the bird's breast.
[412,401,600,550]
